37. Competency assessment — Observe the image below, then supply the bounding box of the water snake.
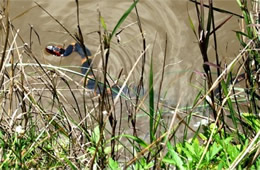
[46,42,128,96]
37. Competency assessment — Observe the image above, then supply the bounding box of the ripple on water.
[10,0,240,106]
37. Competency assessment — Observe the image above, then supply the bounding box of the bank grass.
[0,0,259,169]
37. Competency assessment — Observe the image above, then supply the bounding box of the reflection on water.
[10,0,240,106]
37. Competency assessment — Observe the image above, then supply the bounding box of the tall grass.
[187,0,259,169]
[0,0,259,169]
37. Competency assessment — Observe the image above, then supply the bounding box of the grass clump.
[0,0,259,169]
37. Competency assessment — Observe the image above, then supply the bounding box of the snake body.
[46,43,130,96]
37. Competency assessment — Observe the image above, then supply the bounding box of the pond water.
[9,0,241,106]
[6,0,244,140]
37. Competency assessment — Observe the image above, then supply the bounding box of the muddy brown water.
[8,0,242,139]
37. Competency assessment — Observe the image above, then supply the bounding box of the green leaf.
[185,142,196,157]
[121,134,148,148]
[182,147,193,161]
[110,0,139,41]
[227,145,239,161]
[235,31,247,47]
[192,138,203,158]
[198,133,207,141]
[164,142,185,170]
[144,162,154,169]
[87,146,96,155]
[223,137,233,145]
[100,16,107,31]
[108,158,119,170]
[91,126,100,144]
[242,113,260,132]
[176,143,183,154]
[162,157,176,164]
[218,161,224,170]
[221,80,238,129]
[210,142,222,160]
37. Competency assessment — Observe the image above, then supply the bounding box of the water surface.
[10,0,241,106]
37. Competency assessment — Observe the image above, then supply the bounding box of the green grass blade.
[242,113,260,132]
[187,8,198,39]
[221,80,237,129]
[110,0,139,41]
[100,16,107,31]
[62,156,78,170]
[122,134,148,148]
[149,55,155,143]
[236,0,242,7]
